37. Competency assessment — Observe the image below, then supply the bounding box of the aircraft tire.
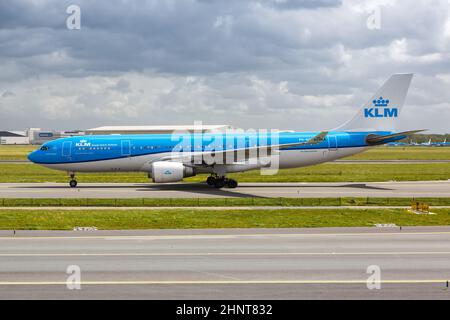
[206,176,216,186]
[213,178,226,189]
[227,179,238,189]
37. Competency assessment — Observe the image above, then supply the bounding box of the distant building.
[28,128,84,145]
[2,125,234,145]
[0,131,29,145]
[85,125,233,135]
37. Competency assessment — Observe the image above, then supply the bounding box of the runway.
[1,227,450,299]
[0,180,449,198]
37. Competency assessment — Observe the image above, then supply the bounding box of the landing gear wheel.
[206,176,216,186]
[69,180,78,188]
[213,178,226,189]
[226,179,238,189]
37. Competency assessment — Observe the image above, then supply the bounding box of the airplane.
[432,138,450,147]
[28,74,424,189]
[386,141,408,147]
[435,138,450,147]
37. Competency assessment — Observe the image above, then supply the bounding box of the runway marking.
[1,251,450,257]
[0,279,448,286]
[1,231,450,241]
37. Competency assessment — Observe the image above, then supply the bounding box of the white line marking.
[0,279,447,286]
[1,251,450,257]
[1,231,450,240]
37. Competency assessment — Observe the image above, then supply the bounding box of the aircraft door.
[62,141,72,157]
[328,136,338,151]
[121,140,131,156]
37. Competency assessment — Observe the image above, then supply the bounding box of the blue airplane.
[434,138,450,147]
[28,74,423,189]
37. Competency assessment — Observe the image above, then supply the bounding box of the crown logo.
[373,97,389,107]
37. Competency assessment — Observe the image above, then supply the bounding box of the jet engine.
[150,161,195,183]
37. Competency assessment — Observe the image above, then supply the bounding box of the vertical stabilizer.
[336,74,413,132]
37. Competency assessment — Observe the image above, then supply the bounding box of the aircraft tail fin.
[336,74,413,132]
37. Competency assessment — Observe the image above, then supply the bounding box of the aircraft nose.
[27,150,38,163]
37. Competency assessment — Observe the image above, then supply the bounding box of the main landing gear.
[206,175,238,189]
[69,173,78,188]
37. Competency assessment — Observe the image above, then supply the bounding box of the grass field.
[1,145,450,161]
[0,145,35,160]
[0,208,449,230]
[1,197,449,207]
[347,146,450,160]
[0,162,449,183]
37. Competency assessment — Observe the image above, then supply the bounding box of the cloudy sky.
[0,0,449,133]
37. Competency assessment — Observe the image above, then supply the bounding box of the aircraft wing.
[156,131,328,165]
[366,129,426,145]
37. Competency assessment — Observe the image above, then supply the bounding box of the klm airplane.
[28,74,423,189]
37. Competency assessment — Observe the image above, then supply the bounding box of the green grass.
[347,146,450,160]
[0,145,35,160]
[0,208,449,230]
[1,197,449,207]
[0,162,449,183]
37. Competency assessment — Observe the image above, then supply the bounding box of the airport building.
[27,128,84,145]
[0,131,29,145]
[0,125,233,145]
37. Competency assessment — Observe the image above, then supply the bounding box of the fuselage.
[28,130,394,174]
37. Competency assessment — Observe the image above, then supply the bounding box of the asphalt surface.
[0,181,449,198]
[0,227,450,299]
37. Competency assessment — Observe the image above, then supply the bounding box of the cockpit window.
[40,146,49,151]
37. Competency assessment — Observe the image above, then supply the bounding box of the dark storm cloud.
[0,0,446,79]
[0,0,345,78]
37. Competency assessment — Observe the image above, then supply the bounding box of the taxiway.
[0,227,450,299]
[0,181,448,198]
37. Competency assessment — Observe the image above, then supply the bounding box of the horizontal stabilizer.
[366,129,426,145]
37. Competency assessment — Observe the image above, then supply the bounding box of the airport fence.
[0,197,449,207]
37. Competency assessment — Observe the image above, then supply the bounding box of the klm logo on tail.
[364,97,398,118]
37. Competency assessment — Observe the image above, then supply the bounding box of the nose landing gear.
[206,175,238,189]
[69,173,78,188]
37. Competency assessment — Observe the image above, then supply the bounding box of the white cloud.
[0,0,449,132]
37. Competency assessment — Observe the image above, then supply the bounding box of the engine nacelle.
[150,162,195,183]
